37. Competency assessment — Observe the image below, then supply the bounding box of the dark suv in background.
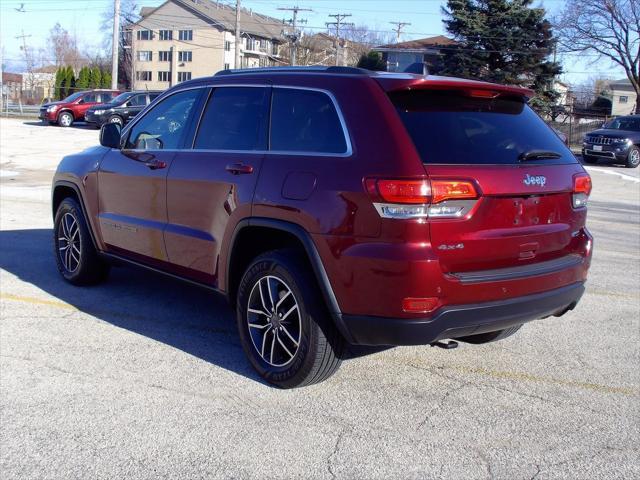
[85,90,162,127]
[582,115,640,168]
[40,89,121,127]
[52,67,592,388]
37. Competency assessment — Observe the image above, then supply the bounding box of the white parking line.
[585,166,640,183]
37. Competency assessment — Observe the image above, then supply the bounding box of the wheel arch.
[226,218,354,343]
[52,181,99,250]
[57,109,75,120]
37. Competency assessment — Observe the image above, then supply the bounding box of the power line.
[389,21,411,43]
[278,5,312,66]
[326,14,354,66]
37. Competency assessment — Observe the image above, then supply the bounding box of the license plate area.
[593,145,603,151]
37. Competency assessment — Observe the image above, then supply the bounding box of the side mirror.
[100,123,122,149]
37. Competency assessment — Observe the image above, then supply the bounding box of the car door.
[97,87,206,263]
[122,93,148,122]
[164,85,270,286]
[76,92,98,120]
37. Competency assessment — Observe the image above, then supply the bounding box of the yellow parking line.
[0,293,77,310]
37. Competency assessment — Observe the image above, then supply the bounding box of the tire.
[107,115,124,126]
[455,324,522,344]
[53,197,110,285]
[236,249,344,388]
[625,146,640,168]
[57,111,73,128]
[582,155,598,164]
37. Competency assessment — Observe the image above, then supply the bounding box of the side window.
[125,89,201,150]
[101,93,114,103]
[270,88,348,154]
[129,94,147,107]
[194,87,269,151]
[81,93,97,104]
[148,93,160,103]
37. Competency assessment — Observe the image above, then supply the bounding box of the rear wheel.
[53,198,110,285]
[236,249,344,388]
[57,111,73,128]
[625,146,640,168]
[455,324,522,344]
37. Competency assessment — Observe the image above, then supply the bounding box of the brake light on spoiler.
[366,178,479,219]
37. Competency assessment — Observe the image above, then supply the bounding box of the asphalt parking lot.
[1,118,638,479]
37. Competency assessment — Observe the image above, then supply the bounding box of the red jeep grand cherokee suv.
[51,67,592,388]
[40,89,121,127]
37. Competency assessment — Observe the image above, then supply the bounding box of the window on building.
[177,72,192,82]
[225,41,231,51]
[270,88,348,154]
[178,30,193,41]
[272,43,279,55]
[136,30,152,41]
[159,51,172,62]
[126,89,201,150]
[136,71,152,81]
[620,96,629,104]
[159,30,173,41]
[178,51,192,62]
[246,38,256,51]
[158,71,171,82]
[224,63,230,70]
[137,51,152,62]
[194,87,269,150]
[260,39,267,49]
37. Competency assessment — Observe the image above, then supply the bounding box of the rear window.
[390,90,576,165]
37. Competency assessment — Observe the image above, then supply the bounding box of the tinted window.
[126,89,201,150]
[390,90,576,165]
[270,89,347,154]
[112,92,134,104]
[82,93,97,103]
[101,93,114,103]
[607,117,640,131]
[129,94,147,107]
[149,93,161,102]
[194,87,268,151]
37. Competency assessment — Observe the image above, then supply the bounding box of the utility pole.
[235,0,242,69]
[326,14,353,66]
[111,0,120,89]
[279,5,312,66]
[16,30,34,99]
[389,21,411,43]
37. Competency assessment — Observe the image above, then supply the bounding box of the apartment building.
[131,0,288,90]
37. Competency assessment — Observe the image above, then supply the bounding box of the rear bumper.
[341,282,585,346]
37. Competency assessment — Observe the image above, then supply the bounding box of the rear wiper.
[518,150,562,161]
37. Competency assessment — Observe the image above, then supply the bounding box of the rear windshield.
[390,90,576,165]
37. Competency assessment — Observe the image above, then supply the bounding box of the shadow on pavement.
[0,229,386,385]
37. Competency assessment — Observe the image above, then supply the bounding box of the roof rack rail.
[215,66,369,76]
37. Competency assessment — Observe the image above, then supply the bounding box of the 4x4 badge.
[523,174,546,187]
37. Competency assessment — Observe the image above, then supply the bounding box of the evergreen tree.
[357,51,386,71]
[101,71,112,89]
[439,0,561,113]
[76,66,90,90]
[54,68,65,100]
[60,66,75,98]
[89,67,102,88]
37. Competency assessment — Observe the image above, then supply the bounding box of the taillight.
[572,173,591,208]
[366,178,479,219]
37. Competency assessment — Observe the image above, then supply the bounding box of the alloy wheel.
[59,113,72,127]
[246,275,301,367]
[630,149,640,166]
[109,116,123,125]
[57,212,81,273]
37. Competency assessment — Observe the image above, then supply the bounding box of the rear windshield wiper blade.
[518,150,562,161]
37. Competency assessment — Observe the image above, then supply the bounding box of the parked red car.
[52,67,592,388]
[40,89,121,127]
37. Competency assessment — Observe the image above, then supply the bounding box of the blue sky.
[0,0,626,86]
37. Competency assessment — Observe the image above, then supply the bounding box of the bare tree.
[555,0,639,111]
[48,23,84,69]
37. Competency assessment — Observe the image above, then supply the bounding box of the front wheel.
[54,198,110,285]
[236,249,344,388]
[107,115,123,126]
[625,146,640,168]
[57,111,73,127]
